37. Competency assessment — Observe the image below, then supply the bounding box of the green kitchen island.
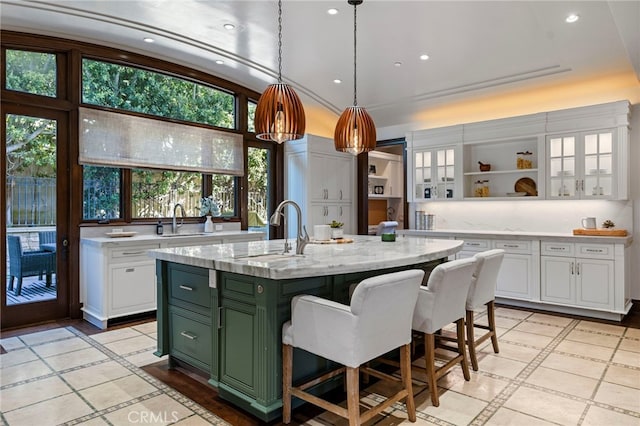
[149,235,463,421]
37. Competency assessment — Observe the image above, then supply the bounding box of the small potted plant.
[329,220,344,239]
[199,195,221,233]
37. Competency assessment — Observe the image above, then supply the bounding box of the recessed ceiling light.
[333,79,342,84]
[327,8,339,15]
[565,14,579,23]
[394,62,402,67]
[223,23,235,30]
[420,54,429,61]
[143,37,154,43]
[215,60,225,65]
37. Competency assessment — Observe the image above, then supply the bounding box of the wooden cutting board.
[572,229,628,236]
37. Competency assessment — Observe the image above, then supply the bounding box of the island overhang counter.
[149,235,463,421]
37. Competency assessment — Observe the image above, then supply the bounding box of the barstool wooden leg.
[457,318,471,381]
[488,301,500,353]
[282,344,293,424]
[466,309,479,371]
[346,366,360,426]
[424,332,439,407]
[399,344,416,422]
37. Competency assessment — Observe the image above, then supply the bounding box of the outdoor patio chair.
[38,231,56,251]
[7,235,55,296]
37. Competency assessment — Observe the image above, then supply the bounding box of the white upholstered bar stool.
[282,269,425,426]
[466,249,505,371]
[412,257,477,407]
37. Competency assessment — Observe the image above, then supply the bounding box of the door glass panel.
[247,147,271,237]
[5,50,57,97]
[6,114,57,305]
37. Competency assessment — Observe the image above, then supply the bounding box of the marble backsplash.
[410,200,633,233]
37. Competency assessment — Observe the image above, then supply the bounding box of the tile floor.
[1,307,639,425]
[0,322,227,426]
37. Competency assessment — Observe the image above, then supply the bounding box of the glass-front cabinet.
[547,129,614,199]
[413,146,458,201]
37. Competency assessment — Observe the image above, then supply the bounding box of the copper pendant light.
[255,0,306,143]
[334,0,376,155]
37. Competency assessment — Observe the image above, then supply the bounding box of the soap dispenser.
[156,220,163,235]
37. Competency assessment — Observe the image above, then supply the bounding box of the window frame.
[2,31,281,228]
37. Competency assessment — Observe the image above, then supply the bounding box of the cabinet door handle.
[339,189,343,200]
[179,285,193,291]
[581,180,584,192]
[576,263,580,275]
[340,206,343,216]
[585,248,603,253]
[549,247,565,251]
[122,251,145,255]
[180,331,197,340]
[503,244,519,248]
[467,242,480,246]
[125,268,135,273]
[575,180,579,192]
[218,307,223,329]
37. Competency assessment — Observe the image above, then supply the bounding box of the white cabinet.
[545,100,630,200]
[81,241,161,329]
[455,238,539,301]
[545,129,625,200]
[80,233,265,329]
[407,126,463,202]
[405,101,630,202]
[310,203,352,230]
[411,146,460,201]
[492,240,539,301]
[285,135,356,235]
[541,242,615,310]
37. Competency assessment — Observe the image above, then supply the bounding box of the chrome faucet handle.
[296,225,310,255]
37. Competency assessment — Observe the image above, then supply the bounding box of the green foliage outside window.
[5,50,57,97]
[82,59,235,128]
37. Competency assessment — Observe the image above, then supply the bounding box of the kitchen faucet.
[172,203,186,234]
[269,200,309,255]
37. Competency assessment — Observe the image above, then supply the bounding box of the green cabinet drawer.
[168,264,211,310]
[169,306,212,370]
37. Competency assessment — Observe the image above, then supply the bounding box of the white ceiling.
[2,1,639,129]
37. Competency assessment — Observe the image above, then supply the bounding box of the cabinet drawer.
[576,243,614,260]
[110,245,159,263]
[169,266,211,309]
[169,307,212,369]
[459,239,490,251]
[493,240,531,253]
[541,242,575,257]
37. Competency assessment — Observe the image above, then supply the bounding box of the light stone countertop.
[81,230,266,247]
[397,229,633,246]
[147,235,463,280]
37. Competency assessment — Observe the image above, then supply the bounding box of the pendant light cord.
[353,2,358,106]
[277,0,283,83]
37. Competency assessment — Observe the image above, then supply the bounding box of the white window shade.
[79,107,244,176]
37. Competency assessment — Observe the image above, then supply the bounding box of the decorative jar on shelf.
[516,151,533,169]
[204,215,214,233]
